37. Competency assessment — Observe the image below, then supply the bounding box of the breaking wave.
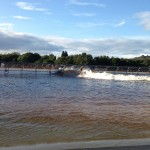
[78,69,150,81]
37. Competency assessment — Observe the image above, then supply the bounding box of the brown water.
[0,73,150,147]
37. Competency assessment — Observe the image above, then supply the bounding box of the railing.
[0,62,150,76]
[92,66,150,75]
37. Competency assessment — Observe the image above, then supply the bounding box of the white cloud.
[70,0,106,7]
[114,20,126,27]
[0,30,150,57]
[16,2,47,12]
[0,31,64,54]
[73,13,96,17]
[13,15,31,20]
[136,11,150,30]
[45,36,150,57]
[0,23,14,31]
[76,22,105,28]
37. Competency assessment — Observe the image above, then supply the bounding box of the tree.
[1,52,20,62]
[66,55,74,64]
[55,57,66,64]
[142,59,150,67]
[38,55,49,63]
[0,51,149,67]
[61,51,68,57]
[86,54,93,65]
[75,54,83,65]
[33,53,41,62]
[37,54,56,63]
[17,52,41,63]
[55,51,69,64]
[93,56,110,65]
[111,57,121,66]
[49,54,56,63]
[93,56,100,65]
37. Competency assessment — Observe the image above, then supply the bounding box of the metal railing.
[0,62,150,76]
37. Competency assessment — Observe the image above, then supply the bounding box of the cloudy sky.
[0,0,150,57]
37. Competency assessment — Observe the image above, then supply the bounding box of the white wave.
[78,69,150,81]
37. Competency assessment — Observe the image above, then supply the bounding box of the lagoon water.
[0,70,150,147]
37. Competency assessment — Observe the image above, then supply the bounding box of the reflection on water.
[0,74,150,147]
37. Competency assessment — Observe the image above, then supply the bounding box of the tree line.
[0,51,149,67]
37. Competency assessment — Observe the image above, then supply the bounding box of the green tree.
[71,53,93,65]
[111,57,121,66]
[49,54,56,63]
[1,52,20,62]
[142,59,150,67]
[55,57,66,64]
[66,55,74,64]
[93,55,110,65]
[33,53,41,62]
[38,54,56,63]
[61,51,68,57]
[17,52,41,63]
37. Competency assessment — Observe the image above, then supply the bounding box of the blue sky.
[0,0,150,57]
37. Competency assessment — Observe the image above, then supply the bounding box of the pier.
[93,65,150,75]
[0,62,56,76]
[0,62,150,76]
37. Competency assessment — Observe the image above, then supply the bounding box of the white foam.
[78,69,150,81]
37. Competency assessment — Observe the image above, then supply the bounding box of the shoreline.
[0,138,150,150]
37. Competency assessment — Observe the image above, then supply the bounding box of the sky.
[0,0,150,58]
